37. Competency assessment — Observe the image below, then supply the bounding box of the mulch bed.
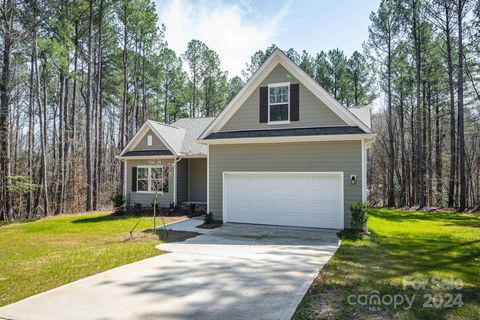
[158,230,201,242]
[143,229,201,243]
[196,221,223,229]
[337,228,370,239]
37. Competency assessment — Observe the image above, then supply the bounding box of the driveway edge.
[279,239,341,320]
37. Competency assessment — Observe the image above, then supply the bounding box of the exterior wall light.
[351,175,357,185]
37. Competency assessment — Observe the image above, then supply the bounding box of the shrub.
[204,212,214,224]
[350,202,369,232]
[111,194,125,211]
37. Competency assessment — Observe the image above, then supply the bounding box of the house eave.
[117,155,178,161]
[198,133,376,145]
[178,154,207,159]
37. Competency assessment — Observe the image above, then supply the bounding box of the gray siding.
[126,159,174,207]
[177,159,189,202]
[208,141,362,227]
[220,64,346,131]
[189,158,207,202]
[132,129,169,151]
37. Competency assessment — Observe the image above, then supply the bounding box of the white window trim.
[267,82,290,125]
[136,165,167,194]
[147,135,153,146]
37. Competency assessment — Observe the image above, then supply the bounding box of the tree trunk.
[0,0,14,220]
[444,3,456,208]
[35,51,49,216]
[28,41,36,216]
[399,90,406,206]
[457,0,466,211]
[55,71,66,214]
[95,0,104,210]
[70,21,79,209]
[120,0,128,195]
[435,91,443,205]
[85,0,94,211]
[413,0,425,208]
[387,32,395,207]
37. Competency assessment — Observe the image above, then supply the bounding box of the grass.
[295,208,480,320]
[0,212,186,307]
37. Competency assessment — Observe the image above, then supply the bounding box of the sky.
[154,0,381,77]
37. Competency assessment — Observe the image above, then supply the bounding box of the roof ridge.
[148,119,181,129]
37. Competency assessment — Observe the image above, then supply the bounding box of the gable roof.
[149,120,186,154]
[119,118,214,158]
[198,48,372,141]
[173,117,215,156]
[349,106,372,129]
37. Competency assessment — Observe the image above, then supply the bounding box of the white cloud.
[155,0,291,77]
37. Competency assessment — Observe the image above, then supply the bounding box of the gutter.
[197,133,376,145]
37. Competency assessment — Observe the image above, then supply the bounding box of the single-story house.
[119,48,375,229]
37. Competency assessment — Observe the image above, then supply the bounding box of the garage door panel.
[224,172,343,229]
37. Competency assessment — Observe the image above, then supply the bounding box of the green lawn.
[0,212,185,307]
[296,208,480,320]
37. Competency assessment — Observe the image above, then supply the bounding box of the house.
[119,48,375,229]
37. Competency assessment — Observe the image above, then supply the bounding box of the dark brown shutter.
[290,83,299,121]
[132,167,137,192]
[259,86,268,123]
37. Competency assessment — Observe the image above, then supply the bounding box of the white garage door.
[223,172,344,229]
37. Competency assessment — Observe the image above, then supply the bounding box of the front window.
[137,166,168,193]
[269,83,289,123]
[137,167,149,191]
[150,167,163,192]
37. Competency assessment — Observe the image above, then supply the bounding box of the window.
[147,135,153,146]
[137,167,149,192]
[136,166,168,193]
[268,83,289,123]
[150,167,163,192]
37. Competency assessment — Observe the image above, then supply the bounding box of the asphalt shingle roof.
[122,150,174,157]
[148,117,215,157]
[205,126,365,140]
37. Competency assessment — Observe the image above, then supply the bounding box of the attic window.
[268,83,289,124]
[147,135,153,146]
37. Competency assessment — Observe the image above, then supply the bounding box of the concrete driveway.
[0,219,340,320]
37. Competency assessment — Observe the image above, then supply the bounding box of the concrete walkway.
[0,220,340,320]
[161,216,217,234]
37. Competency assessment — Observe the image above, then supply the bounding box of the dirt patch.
[149,229,201,242]
[196,221,223,229]
[158,230,201,242]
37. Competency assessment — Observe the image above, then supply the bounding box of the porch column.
[173,160,177,205]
